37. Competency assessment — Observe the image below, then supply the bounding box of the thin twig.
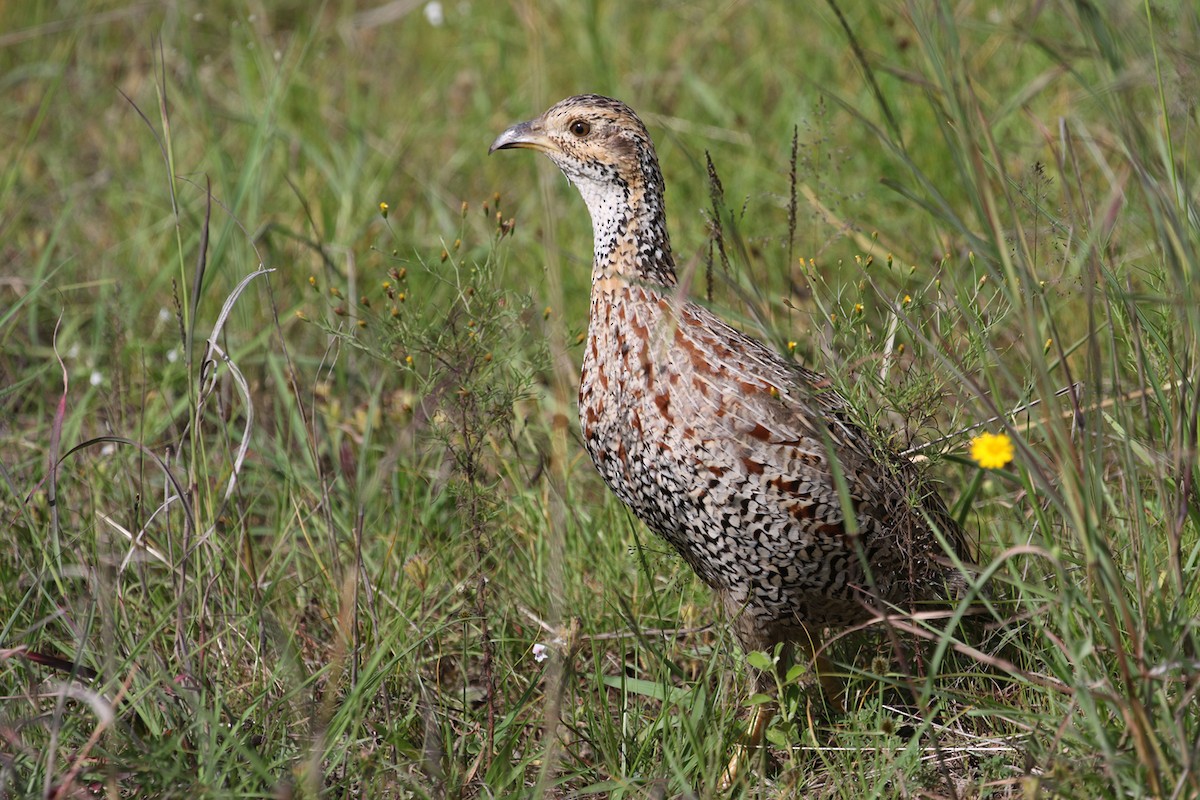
[517,603,713,643]
[902,381,1084,456]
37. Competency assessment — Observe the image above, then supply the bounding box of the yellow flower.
[379,201,389,218]
[970,432,1014,470]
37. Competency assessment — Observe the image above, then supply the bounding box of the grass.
[1,1,1198,797]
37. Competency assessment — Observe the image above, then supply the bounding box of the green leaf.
[600,675,688,704]
[745,650,775,671]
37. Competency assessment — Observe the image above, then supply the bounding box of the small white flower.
[532,643,548,663]
[424,1,445,26]
[167,348,180,364]
[158,307,172,323]
[89,371,103,386]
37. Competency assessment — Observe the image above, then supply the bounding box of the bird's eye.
[569,119,591,138]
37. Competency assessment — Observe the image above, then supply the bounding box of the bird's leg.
[812,649,845,715]
[718,640,844,789]
[718,643,788,790]
[718,700,776,790]
[790,635,845,714]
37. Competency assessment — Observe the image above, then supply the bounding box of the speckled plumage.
[491,95,971,655]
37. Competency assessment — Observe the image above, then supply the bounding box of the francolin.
[491,94,974,784]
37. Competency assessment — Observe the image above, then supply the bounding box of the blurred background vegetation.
[1,1,1197,798]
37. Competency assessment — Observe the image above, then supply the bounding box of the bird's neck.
[580,173,677,289]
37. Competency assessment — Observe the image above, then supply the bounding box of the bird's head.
[490,94,675,284]
[489,94,665,215]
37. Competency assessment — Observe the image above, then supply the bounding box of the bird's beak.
[489,118,555,155]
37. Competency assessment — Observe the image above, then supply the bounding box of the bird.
[490,94,974,784]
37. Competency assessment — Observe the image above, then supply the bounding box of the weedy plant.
[307,196,548,792]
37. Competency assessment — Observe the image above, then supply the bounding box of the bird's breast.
[579,289,688,511]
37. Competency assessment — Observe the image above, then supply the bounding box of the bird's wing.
[662,298,969,563]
